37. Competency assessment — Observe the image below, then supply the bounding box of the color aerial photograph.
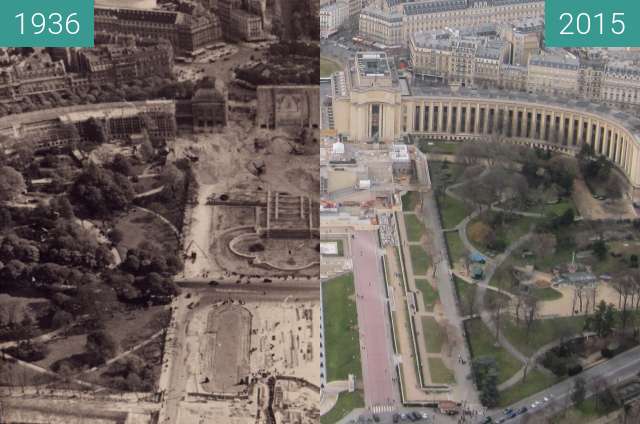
[319,0,640,424]
[0,0,320,423]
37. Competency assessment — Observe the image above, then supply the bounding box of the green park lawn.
[320,390,365,424]
[415,278,439,311]
[438,194,468,229]
[322,274,362,382]
[404,213,426,242]
[467,212,536,255]
[418,141,462,155]
[429,161,467,189]
[421,316,444,353]
[454,276,476,315]
[498,369,558,407]
[529,286,563,301]
[501,315,588,357]
[490,258,563,301]
[409,245,429,276]
[445,231,465,264]
[528,197,575,217]
[402,191,420,212]
[465,318,521,384]
[320,57,342,78]
[428,357,455,385]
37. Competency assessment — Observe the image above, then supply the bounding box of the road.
[157,292,194,424]
[481,345,640,423]
[352,230,400,413]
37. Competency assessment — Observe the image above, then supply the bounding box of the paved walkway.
[438,165,552,390]
[497,332,594,391]
[476,234,533,365]
[88,330,165,374]
[320,380,349,415]
[352,230,399,412]
[420,190,479,405]
[134,185,165,199]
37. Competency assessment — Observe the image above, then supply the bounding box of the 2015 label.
[559,12,625,36]
[546,0,640,47]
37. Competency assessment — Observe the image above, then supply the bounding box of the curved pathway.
[497,332,595,391]
[438,168,550,385]
[133,206,180,238]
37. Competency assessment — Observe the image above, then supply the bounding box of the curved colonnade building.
[331,52,640,199]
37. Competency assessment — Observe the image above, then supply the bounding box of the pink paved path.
[352,230,398,412]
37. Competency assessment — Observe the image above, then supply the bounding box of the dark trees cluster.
[70,164,135,218]
[472,356,500,407]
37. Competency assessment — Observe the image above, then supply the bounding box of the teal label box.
[0,0,93,47]
[546,0,640,47]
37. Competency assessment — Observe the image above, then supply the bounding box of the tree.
[468,221,493,247]
[614,274,636,332]
[548,156,577,195]
[2,259,27,281]
[85,331,117,364]
[160,163,185,199]
[51,309,73,328]
[0,207,12,230]
[523,295,539,340]
[592,239,608,261]
[50,195,74,219]
[472,356,500,407]
[571,376,587,406]
[108,228,124,245]
[530,233,557,259]
[110,154,134,176]
[585,301,615,337]
[70,164,135,217]
[138,137,154,162]
[487,293,509,343]
[0,166,26,201]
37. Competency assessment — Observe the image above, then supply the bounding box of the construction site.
[166,291,321,424]
[178,120,321,282]
[160,86,321,422]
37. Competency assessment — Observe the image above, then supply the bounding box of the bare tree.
[524,296,539,340]
[523,294,539,341]
[614,274,636,332]
[487,293,510,344]
[529,233,557,260]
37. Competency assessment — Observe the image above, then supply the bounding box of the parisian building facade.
[359,0,544,46]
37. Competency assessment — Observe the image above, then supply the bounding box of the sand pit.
[572,179,636,220]
[538,282,622,317]
[201,305,252,394]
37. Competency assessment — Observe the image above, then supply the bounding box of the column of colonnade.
[401,98,639,189]
[407,101,625,158]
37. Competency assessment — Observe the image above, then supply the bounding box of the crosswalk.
[370,404,395,414]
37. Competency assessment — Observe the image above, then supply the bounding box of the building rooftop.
[403,0,543,15]
[96,0,157,9]
[356,52,392,77]
[529,53,579,69]
[361,6,404,22]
